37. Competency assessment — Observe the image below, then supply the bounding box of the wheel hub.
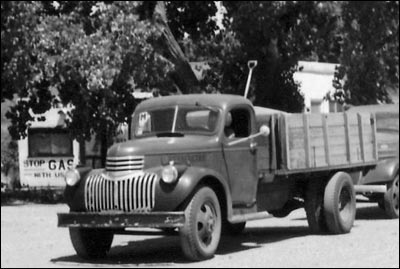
[206,215,215,233]
[197,203,217,246]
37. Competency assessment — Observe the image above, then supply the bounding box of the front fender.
[360,158,399,185]
[153,166,232,219]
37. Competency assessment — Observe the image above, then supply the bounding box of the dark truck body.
[58,94,398,261]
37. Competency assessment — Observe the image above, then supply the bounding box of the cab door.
[222,106,258,207]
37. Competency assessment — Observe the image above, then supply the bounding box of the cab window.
[225,108,251,138]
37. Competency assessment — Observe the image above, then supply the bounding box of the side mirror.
[259,125,270,137]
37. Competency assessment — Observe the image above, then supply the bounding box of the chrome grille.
[106,156,144,172]
[85,173,157,212]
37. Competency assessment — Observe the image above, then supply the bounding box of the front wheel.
[69,228,114,259]
[323,172,356,234]
[180,186,222,261]
[383,175,399,219]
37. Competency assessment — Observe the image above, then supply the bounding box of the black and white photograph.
[1,1,399,268]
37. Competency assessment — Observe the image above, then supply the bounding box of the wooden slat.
[282,114,290,170]
[322,114,331,166]
[370,113,378,161]
[357,113,366,162]
[344,113,352,163]
[303,114,311,168]
[270,115,277,170]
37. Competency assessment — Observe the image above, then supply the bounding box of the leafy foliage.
[166,1,218,41]
[182,30,245,95]
[220,1,343,112]
[3,2,174,145]
[333,1,399,105]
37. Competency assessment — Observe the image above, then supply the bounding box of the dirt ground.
[1,202,399,268]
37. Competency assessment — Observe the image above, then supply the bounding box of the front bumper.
[58,212,185,229]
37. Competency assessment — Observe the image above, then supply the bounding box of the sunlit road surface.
[1,202,399,268]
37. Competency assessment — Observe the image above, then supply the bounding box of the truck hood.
[107,135,221,158]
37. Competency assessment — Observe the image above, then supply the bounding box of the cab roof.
[136,94,253,111]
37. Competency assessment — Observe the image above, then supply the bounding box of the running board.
[230,211,272,223]
[354,185,387,194]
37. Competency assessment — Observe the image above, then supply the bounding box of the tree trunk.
[254,38,279,106]
[152,1,199,94]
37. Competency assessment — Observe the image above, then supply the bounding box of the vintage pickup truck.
[58,94,398,261]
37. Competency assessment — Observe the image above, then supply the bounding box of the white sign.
[20,157,74,187]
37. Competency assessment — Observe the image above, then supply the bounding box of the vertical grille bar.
[138,175,145,209]
[106,179,110,210]
[101,180,107,210]
[146,175,153,209]
[117,181,121,210]
[111,180,115,210]
[143,173,150,209]
[91,175,97,211]
[97,175,102,211]
[122,180,126,211]
[134,175,140,209]
[152,174,156,208]
[129,175,135,210]
[84,175,90,210]
[125,178,130,211]
[94,176,100,211]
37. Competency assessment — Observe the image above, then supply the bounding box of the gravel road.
[1,202,398,268]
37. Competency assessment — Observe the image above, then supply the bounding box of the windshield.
[133,105,220,138]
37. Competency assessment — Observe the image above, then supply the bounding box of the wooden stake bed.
[256,111,379,175]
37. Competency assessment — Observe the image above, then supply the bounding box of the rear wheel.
[323,172,356,234]
[383,175,399,219]
[69,228,114,259]
[180,186,222,261]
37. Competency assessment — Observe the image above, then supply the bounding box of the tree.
[220,1,343,112]
[2,2,175,163]
[2,1,220,166]
[333,1,399,105]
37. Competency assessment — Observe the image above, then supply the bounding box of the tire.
[69,228,114,259]
[180,186,222,261]
[323,172,356,234]
[224,222,246,235]
[383,175,399,219]
[305,179,328,234]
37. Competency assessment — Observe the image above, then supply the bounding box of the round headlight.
[161,165,178,184]
[64,169,80,186]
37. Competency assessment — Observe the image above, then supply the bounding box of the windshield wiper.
[156,132,185,137]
